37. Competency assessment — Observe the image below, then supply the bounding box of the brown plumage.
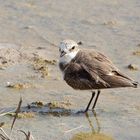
[60,50,137,90]
[59,40,138,112]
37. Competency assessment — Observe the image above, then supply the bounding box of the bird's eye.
[71,46,75,50]
[59,48,61,52]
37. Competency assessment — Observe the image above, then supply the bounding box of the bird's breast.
[59,62,67,72]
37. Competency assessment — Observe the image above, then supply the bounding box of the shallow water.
[0,0,140,139]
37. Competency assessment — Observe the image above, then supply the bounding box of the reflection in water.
[85,111,100,133]
[71,111,114,140]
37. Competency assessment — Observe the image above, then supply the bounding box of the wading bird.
[59,40,138,112]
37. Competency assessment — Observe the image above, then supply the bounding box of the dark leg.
[92,90,101,110]
[84,91,95,112]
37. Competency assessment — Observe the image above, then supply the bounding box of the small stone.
[103,20,118,26]
[31,101,44,107]
[0,122,5,127]
[36,47,45,50]
[133,51,140,56]
[128,64,138,70]
[77,41,83,45]
[6,82,32,89]
[23,26,33,29]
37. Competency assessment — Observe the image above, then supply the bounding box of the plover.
[59,39,138,112]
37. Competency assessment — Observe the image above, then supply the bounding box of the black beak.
[60,51,66,57]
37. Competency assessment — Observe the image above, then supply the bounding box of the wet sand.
[0,0,140,139]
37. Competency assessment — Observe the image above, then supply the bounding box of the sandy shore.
[0,0,140,139]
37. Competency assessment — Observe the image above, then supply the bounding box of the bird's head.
[59,40,79,59]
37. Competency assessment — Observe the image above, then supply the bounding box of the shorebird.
[59,39,138,112]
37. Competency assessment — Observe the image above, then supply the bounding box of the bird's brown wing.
[72,50,117,75]
[64,62,110,90]
[72,50,137,88]
[93,51,136,82]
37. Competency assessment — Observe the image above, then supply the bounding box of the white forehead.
[59,40,78,50]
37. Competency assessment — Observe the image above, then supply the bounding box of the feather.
[62,49,138,89]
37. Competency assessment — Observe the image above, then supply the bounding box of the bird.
[58,39,138,112]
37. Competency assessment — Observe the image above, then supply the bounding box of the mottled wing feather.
[70,50,137,88]
[90,51,137,82]
[64,62,110,90]
[94,52,114,64]
[72,50,117,75]
[80,63,110,87]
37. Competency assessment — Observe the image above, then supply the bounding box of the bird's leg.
[92,90,101,110]
[84,91,95,112]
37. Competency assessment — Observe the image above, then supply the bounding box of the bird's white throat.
[59,50,79,65]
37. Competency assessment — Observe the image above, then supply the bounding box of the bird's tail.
[113,70,138,88]
[132,81,138,88]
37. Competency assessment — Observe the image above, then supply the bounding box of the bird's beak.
[60,51,66,57]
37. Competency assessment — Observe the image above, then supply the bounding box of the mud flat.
[0,0,140,140]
